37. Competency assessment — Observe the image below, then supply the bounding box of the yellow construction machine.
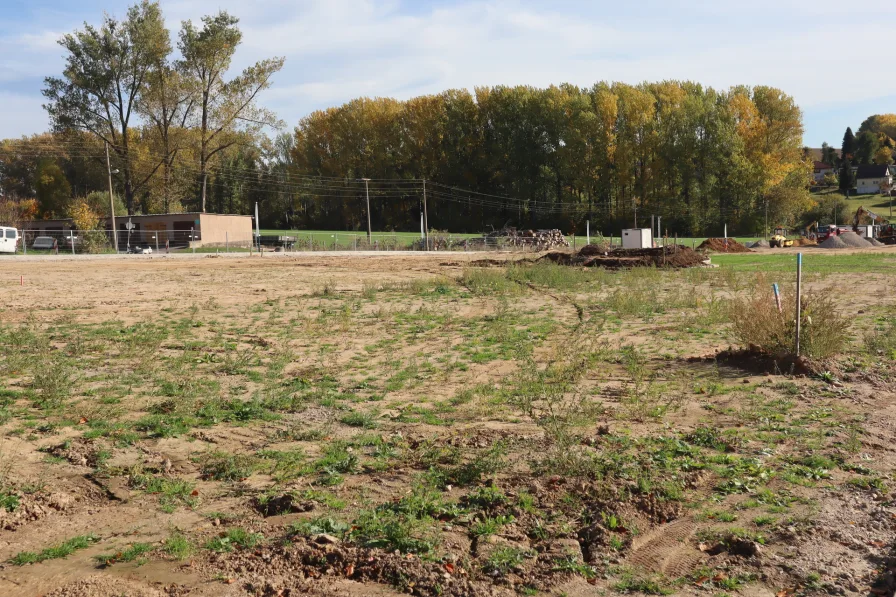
[769,227,794,248]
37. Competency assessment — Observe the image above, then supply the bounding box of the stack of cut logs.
[486,227,570,250]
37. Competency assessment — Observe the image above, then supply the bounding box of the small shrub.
[205,528,264,552]
[484,546,530,574]
[339,410,378,429]
[198,451,259,482]
[163,531,194,560]
[460,268,520,296]
[729,284,849,358]
[95,542,153,566]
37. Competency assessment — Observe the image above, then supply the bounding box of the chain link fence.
[12,229,588,255]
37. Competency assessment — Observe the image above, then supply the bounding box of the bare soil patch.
[0,253,892,597]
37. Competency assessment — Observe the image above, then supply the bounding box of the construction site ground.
[0,250,894,597]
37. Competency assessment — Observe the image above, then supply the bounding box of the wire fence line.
[12,229,598,255]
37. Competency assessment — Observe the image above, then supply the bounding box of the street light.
[361,178,372,243]
[105,142,119,252]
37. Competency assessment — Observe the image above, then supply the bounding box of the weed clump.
[729,284,849,359]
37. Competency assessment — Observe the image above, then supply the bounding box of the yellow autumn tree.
[67,199,109,253]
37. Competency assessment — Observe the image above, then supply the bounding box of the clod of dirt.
[819,235,848,249]
[312,533,341,545]
[47,438,108,467]
[721,537,763,558]
[44,576,168,596]
[0,492,76,530]
[689,348,814,376]
[697,238,752,252]
[870,238,885,246]
[254,493,315,517]
[578,243,611,256]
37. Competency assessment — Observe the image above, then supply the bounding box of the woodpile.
[486,227,570,250]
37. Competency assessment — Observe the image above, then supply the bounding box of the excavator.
[853,206,891,243]
[802,222,818,240]
[880,223,896,245]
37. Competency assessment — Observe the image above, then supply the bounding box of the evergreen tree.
[841,127,856,161]
[838,161,854,192]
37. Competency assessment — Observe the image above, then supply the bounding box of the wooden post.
[795,253,802,356]
[423,179,429,251]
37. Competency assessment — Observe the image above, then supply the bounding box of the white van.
[0,227,19,254]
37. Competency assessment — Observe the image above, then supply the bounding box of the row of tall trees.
[290,83,810,234]
[1,2,817,235]
[39,0,283,215]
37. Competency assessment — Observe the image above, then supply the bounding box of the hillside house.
[813,161,834,183]
[854,164,896,194]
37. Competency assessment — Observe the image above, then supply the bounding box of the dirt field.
[0,253,894,597]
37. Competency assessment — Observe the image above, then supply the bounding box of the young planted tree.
[178,11,284,212]
[42,0,171,215]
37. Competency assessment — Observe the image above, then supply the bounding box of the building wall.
[199,214,253,247]
[24,213,254,248]
[856,178,886,194]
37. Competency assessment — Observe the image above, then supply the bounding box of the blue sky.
[2,0,895,147]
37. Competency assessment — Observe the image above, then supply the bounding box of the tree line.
[814,116,896,192]
[0,1,821,235]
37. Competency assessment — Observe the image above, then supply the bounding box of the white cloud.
[0,93,49,139]
[0,0,894,144]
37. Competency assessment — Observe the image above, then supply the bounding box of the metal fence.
[18,229,200,254]
[13,229,585,254]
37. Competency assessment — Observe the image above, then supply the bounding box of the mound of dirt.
[792,237,817,246]
[870,238,884,246]
[748,240,770,248]
[540,245,706,269]
[819,235,848,249]
[578,243,611,256]
[838,230,873,248]
[697,238,752,252]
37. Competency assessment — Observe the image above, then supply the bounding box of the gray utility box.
[621,228,652,249]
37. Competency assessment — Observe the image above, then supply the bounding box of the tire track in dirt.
[625,518,703,578]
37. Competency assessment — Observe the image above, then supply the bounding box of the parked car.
[32,236,56,250]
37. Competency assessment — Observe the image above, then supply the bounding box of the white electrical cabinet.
[621,228,652,249]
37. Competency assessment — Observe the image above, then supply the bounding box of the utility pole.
[423,179,429,251]
[633,197,637,228]
[105,142,119,252]
[651,215,655,241]
[362,178,372,243]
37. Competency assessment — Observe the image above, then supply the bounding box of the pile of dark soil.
[697,238,752,252]
[541,245,707,269]
[747,240,770,248]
